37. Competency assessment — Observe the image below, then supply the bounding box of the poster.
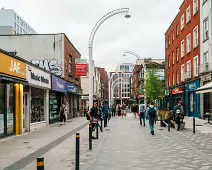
[0,114,4,134]
[7,114,14,133]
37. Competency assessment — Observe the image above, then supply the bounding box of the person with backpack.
[102,102,110,127]
[139,103,146,126]
[146,102,158,135]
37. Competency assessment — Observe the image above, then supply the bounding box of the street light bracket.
[88,8,130,47]
[123,50,141,59]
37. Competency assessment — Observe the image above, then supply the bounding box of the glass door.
[0,82,5,137]
[23,93,28,132]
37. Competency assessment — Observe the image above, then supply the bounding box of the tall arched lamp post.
[88,8,131,109]
[123,50,141,59]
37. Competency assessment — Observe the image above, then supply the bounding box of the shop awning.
[196,82,212,94]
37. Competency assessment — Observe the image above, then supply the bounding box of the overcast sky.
[1,0,183,73]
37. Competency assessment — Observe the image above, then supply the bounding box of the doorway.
[23,92,29,132]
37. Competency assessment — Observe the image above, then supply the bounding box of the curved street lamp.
[88,8,131,109]
[123,50,141,59]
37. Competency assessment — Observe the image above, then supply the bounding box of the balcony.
[184,71,191,80]
[201,63,211,73]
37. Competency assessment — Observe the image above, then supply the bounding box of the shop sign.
[0,52,26,79]
[172,87,184,94]
[186,80,200,92]
[52,75,66,93]
[26,65,51,89]
[81,96,89,100]
[65,83,77,93]
[76,63,88,76]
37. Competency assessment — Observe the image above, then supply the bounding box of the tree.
[144,68,165,102]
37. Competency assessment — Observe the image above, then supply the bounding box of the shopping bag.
[138,112,140,116]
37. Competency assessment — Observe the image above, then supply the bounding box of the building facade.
[165,0,201,118]
[97,67,108,102]
[0,8,36,34]
[0,34,82,119]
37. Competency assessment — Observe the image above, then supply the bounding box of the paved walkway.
[86,114,212,170]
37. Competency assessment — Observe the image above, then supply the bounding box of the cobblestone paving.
[86,115,212,170]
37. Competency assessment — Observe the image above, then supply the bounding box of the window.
[181,14,185,30]
[172,51,175,65]
[181,40,185,57]
[168,36,171,46]
[181,64,185,81]
[193,26,198,48]
[172,72,175,85]
[186,6,191,23]
[69,54,72,75]
[176,47,179,61]
[187,60,191,72]
[176,69,180,84]
[168,55,170,67]
[204,52,209,63]
[17,25,19,33]
[20,19,23,26]
[13,22,16,29]
[20,27,22,34]
[13,13,16,20]
[17,16,19,23]
[172,30,174,41]
[193,0,198,15]
[176,25,179,36]
[193,56,198,76]
[186,34,191,53]
[203,52,209,72]
[165,39,168,49]
[203,18,209,41]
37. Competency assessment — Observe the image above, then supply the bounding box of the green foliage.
[144,68,165,102]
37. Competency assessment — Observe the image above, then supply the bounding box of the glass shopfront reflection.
[0,82,5,137]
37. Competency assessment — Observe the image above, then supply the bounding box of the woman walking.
[59,104,67,125]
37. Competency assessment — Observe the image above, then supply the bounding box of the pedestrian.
[121,102,127,118]
[146,102,158,135]
[111,104,116,117]
[131,103,138,118]
[102,102,110,127]
[59,104,67,125]
[117,104,121,117]
[139,103,146,126]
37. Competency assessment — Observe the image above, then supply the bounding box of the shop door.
[0,82,5,137]
[23,93,29,132]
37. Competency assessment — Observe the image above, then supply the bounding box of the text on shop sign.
[9,60,25,76]
[31,72,49,84]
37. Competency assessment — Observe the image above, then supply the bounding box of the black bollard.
[89,124,92,150]
[168,119,170,132]
[96,121,99,139]
[100,118,103,132]
[76,133,80,170]
[193,117,195,134]
[37,157,44,170]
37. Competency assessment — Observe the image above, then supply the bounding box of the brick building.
[165,0,201,118]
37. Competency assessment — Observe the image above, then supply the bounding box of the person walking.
[146,102,157,135]
[131,103,138,118]
[59,104,67,125]
[102,102,110,127]
[111,104,116,117]
[121,102,127,118]
[139,103,146,126]
[117,104,121,117]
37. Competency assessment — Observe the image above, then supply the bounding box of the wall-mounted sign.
[186,80,200,92]
[52,75,66,93]
[0,52,26,79]
[76,63,88,76]
[76,59,87,64]
[65,82,77,93]
[172,87,184,94]
[81,96,89,100]
[26,65,51,89]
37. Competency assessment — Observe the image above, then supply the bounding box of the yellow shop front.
[0,50,27,138]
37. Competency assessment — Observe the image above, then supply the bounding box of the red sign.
[76,64,88,76]
[172,87,184,94]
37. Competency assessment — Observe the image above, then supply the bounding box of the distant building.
[0,8,36,35]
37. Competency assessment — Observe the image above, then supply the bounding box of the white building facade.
[198,0,212,116]
[0,8,36,35]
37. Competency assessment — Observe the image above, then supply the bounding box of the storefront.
[65,82,77,118]
[50,75,66,124]
[185,80,200,118]
[26,65,51,131]
[0,50,27,138]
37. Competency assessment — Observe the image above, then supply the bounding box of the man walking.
[139,103,146,126]
[146,102,157,135]
[102,102,110,127]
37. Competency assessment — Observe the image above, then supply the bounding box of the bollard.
[76,133,80,170]
[168,119,170,132]
[100,118,103,132]
[193,117,195,134]
[96,121,99,139]
[89,124,92,150]
[37,157,44,170]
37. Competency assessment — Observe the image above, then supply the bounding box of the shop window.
[31,87,44,123]
[0,82,4,136]
[7,84,15,135]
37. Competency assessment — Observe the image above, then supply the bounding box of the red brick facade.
[165,0,200,88]
[64,34,81,87]
[97,67,108,101]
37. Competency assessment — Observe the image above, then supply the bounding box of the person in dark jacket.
[131,103,139,118]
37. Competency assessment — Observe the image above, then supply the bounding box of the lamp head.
[124,14,131,18]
